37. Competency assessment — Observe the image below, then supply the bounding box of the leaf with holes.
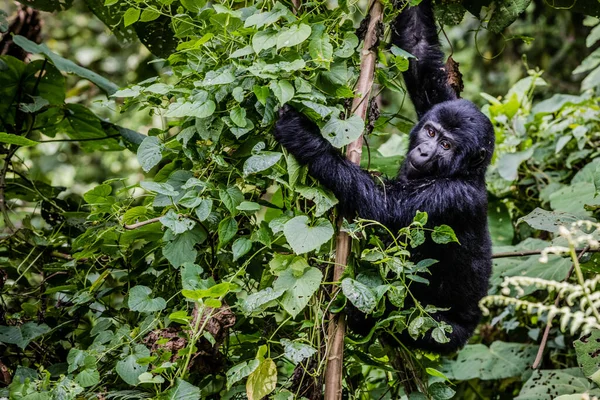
[341,278,377,314]
[321,115,364,148]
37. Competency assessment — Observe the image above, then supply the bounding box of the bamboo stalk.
[323,2,383,398]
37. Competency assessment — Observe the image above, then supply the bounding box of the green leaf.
[84,184,112,204]
[246,358,277,400]
[488,0,532,33]
[283,216,334,254]
[244,3,289,28]
[178,190,203,208]
[128,286,167,313]
[252,29,278,53]
[203,69,235,86]
[273,263,322,317]
[182,282,235,300]
[515,368,593,399]
[321,115,364,148]
[165,99,216,118]
[276,24,311,49]
[574,331,600,385]
[309,33,333,66]
[160,210,195,234]
[497,147,534,181]
[75,369,100,387]
[195,199,213,221]
[236,201,261,212]
[280,339,317,364]
[428,382,455,400]
[163,227,207,268]
[230,46,254,58]
[137,136,164,172]
[243,152,282,176]
[443,342,536,381]
[334,32,359,58]
[0,322,50,349]
[116,344,150,386]
[219,186,244,215]
[269,80,294,105]
[295,186,338,217]
[140,7,160,22]
[227,360,260,390]
[518,207,580,233]
[218,217,238,246]
[164,378,201,400]
[230,107,247,127]
[0,132,38,147]
[232,87,244,102]
[341,278,377,313]
[123,7,141,27]
[140,181,179,196]
[240,287,286,314]
[232,237,252,261]
[180,263,204,291]
[19,96,49,113]
[12,35,118,94]
[431,225,459,244]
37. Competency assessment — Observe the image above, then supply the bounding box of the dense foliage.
[2,0,600,399]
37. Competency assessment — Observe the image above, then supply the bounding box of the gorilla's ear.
[470,148,487,168]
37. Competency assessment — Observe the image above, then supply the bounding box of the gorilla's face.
[405,99,495,179]
[406,121,456,178]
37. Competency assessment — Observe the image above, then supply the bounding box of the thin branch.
[51,251,73,260]
[492,248,600,259]
[291,0,300,14]
[532,246,589,369]
[39,134,120,143]
[324,1,383,399]
[123,216,161,230]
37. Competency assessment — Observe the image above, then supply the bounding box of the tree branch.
[324,2,383,398]
[492,248,600,259]
[123,216,161,230]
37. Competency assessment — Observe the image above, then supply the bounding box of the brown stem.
[532,246,589,369]
[123,216,161,230]
[291,0,301,14]
[492,248,598,259]
[323,1,383,399]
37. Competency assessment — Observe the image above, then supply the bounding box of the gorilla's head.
[404,99,495,179]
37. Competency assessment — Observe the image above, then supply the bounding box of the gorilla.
[273,0,494,353]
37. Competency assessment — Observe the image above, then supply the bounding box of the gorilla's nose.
[418,144,431,157]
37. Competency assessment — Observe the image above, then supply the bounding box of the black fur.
[273,0,494,353]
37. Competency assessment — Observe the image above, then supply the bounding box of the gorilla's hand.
[274,105,331,165]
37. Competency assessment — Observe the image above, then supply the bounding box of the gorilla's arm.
[274,107,478,227]
[275,107,393,225]
[392,0,456,118]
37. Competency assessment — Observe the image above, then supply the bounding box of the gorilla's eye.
[440,140,451,150]
[426,127,436,137]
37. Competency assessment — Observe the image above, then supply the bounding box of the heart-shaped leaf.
[283,216,334,254]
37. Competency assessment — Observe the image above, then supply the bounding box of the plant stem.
[324,1,383,398]
[569,244,600,321]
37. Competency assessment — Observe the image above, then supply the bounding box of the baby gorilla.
[274,0,494,353]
